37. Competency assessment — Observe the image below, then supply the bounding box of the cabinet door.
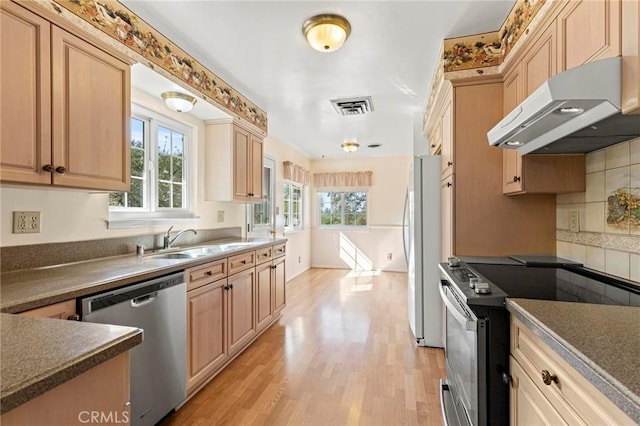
[440,175,454,261]
[273,257,286,314]
[20,299,76,320]
[187,279,227,391]
[249,133,263,200]
[557,0,621,71]
[255,262,274,332]
[523,24,557,97]
[0,2,51,185]
[510,356,568,426]
[232,126,250,200]
[227,268,256,356]
[502,69,524,194]
[441,99,454,178]
[51,27,130,191]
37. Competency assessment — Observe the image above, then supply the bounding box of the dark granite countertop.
[1,237,286,313]
[0,313,142,414]
[507,298,640,422]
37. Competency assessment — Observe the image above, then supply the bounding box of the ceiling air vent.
[330,96,374,116]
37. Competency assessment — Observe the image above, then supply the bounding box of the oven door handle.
[439,281,477,332]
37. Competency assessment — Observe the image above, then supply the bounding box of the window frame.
[108,104,195,225]
[283,182,303,232]
[317,190,369,229]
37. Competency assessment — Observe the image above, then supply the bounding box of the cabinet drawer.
[187,259,228,291]
[272,243,286,259]
[255,246,272,264]
[228,251,256,275]
[511,317,634,425]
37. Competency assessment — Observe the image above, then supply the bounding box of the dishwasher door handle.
[131,292,158,307]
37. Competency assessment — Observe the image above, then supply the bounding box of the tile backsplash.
[557,138,640,282]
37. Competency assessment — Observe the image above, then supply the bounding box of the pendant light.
[302,14,351,53]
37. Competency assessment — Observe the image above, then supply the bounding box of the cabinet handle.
[271,265,277,270]
[248,192,254,197]
[513,176,521,182]
[42,164,53,173]
[55,166,67,174]
[67,314,80,321]
[205,271,213,276]
[431,144,435,148]
[224,285,230,291]
[447,161,453,166]
[241,260,247,264]
[229,284,234,290]
[446,182,452,188]
[262,253,269,257]
[541,370,558,385]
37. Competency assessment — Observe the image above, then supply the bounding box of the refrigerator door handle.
[402,187,409,266]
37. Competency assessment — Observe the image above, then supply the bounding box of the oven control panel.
[439,260,506,307]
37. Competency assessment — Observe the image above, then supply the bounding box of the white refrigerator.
[403,154,442,347]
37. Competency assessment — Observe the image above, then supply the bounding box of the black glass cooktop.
[468,263,640,307]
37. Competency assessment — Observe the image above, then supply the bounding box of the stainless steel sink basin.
[148,242,257,260]
[149,252,200,260]
[219,242,255,250]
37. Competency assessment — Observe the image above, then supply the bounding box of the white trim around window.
[283,182,303,232]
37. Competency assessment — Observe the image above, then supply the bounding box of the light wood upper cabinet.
[440,175,454,262]
[206,119,264,203]
[0,2,51,185]
[500,22,585,196]
[621,0,640,114]
[0,2,131,191]
[440,99,454,178]
[556,0,621,72]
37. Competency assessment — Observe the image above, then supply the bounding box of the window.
[247,157,275,236]
[318,191,368,227]
[109,106,192,218]
[283,183,303,231]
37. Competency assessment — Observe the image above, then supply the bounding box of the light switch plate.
[569,210,580,232]
[13,211,41,234]
[217,210,224,223]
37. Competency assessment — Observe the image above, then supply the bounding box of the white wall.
[556,138,640,282]
[0,88,244,247]
[262,136,312,280]
[310,155,411,272]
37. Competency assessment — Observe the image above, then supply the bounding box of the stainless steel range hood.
[488,57,640,155]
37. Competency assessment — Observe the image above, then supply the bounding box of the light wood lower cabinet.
[20,299,77,320]
[227,268,256,356]
[186,244,286,394]
[187,278,228,392]
[2,352,130,426]
[510,317,635,425]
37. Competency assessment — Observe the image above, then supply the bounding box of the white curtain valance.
[313,171,373,187]
[282,161,310,186]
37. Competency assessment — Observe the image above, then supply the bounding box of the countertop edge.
[506,299,640,422]
[1,237,288,314]
[0,327,143,414]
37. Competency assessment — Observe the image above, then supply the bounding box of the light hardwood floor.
[165,268,445,426]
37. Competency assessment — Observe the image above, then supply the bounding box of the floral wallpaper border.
[48,0,267,132]
[443,0,547,72]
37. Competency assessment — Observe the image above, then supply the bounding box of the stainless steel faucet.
[163,226,197,249]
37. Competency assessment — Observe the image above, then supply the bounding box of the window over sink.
[108,104,194,226]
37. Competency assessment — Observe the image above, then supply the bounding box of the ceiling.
[123,1,514,159]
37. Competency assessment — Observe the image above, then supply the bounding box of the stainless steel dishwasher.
[81,272,186,426]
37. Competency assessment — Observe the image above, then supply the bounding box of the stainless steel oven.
[439,279,486,426]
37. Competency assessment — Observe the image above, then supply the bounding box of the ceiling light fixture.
[302,14,351,53]
[341,141,359,152]
[161,91,197,112]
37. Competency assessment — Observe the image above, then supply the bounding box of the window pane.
[158,153,171,181]
[131,118,144,149]
[173,156,183,181]
[129,178,144,208]
[131,147,145,177]
[109,192,125,207]
[158,126,171,154]
[345,192,367,213]
[172,183,183,208]
[172,131,184,157]
[158,181,171,208]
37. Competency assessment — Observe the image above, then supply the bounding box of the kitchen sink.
[148,242,257,260]
[219,242,254,250]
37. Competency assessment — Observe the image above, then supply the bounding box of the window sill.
[107,214,199,229]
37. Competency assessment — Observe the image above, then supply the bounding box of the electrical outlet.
[387,253,393,260]
[217,210,224,223]
[13,211,41,234]
[298,256,301,264]
[569,211,580,232]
